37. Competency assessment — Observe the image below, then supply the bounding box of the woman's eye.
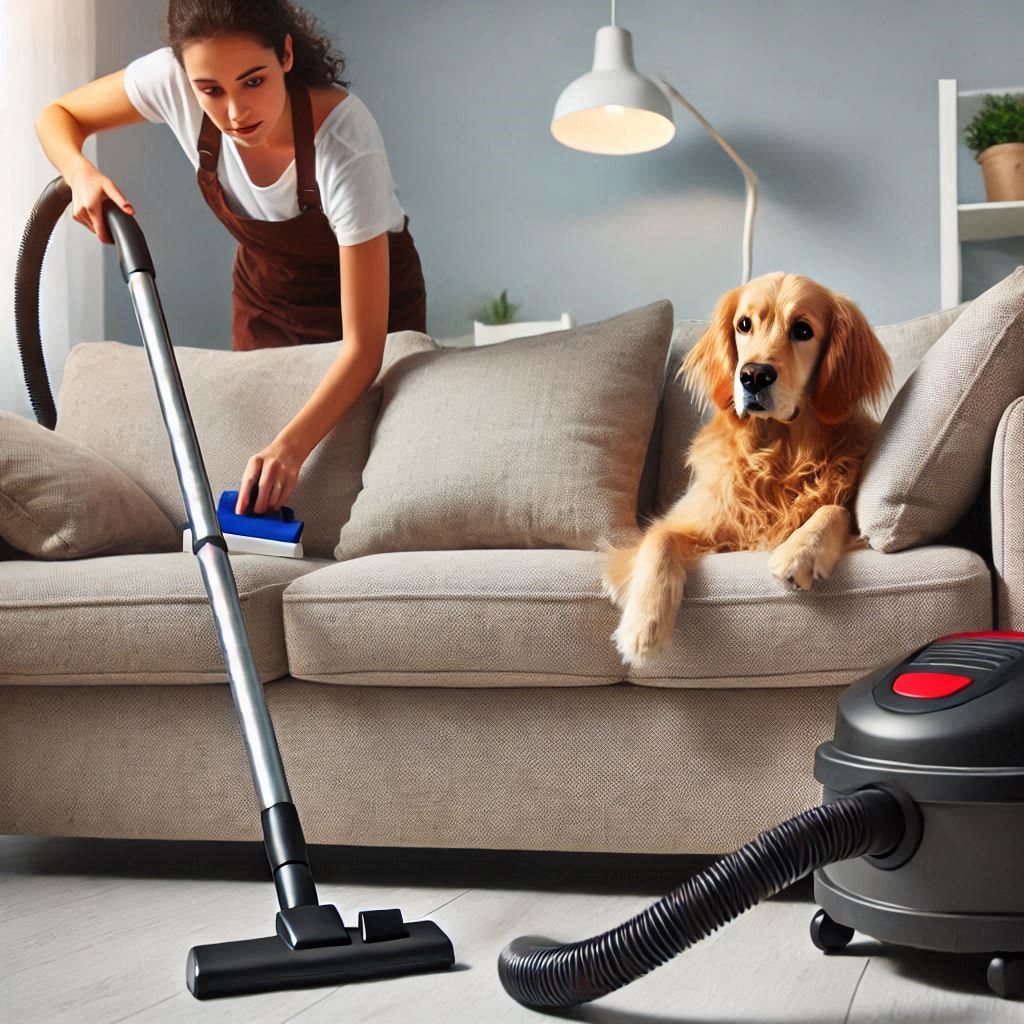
[200,78,262,97]
[736,317,752,333]
[791,321,814,341]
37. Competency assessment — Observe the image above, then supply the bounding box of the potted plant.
[476,289,520,327]
[473,290,521,346]
[472,290,575,347]
[965,93,1024,202]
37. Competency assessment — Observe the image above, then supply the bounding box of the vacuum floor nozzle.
[187,915,455,999]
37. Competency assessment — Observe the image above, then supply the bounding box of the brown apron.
[196,81,426,351]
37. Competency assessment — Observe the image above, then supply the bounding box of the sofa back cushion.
[334,300,674,560]
[856,267,1024,552]
[55,332,437,558]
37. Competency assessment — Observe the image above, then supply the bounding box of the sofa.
[1,284,1020,857]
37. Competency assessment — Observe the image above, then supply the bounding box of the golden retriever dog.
[602,271,893,667]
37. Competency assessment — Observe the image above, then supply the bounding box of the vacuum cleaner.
[498,630,1024,1006]
[15,177,455,999]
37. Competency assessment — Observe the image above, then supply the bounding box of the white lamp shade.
[552,25,675,155]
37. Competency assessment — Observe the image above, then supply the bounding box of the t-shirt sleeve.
[123,47,190,127]
[321,149,399,246]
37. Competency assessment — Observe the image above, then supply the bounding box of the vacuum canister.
[814,630,1024,955]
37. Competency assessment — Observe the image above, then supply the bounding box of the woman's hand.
[236,434,310,515]
[67,162,133,245]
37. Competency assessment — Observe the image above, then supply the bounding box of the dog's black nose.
[739,362,777,395]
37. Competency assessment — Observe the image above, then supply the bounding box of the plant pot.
[977,142,1024,201]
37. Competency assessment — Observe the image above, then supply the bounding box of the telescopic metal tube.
[126,271,291,811]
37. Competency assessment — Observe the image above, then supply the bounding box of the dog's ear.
[812,293,893,425]
[679,286,741,412]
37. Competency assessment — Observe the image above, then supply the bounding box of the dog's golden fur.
[602,272,893,666]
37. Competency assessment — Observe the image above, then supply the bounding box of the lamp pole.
[658,76,759,284]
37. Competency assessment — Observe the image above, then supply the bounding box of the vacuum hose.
[498,786,905,1008]
[14,176,72,431]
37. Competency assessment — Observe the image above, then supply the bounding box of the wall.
[90,0,1024,350]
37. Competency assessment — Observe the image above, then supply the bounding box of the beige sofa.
[0,300,1016,857]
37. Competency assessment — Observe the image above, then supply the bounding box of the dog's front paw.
[768,539,837,592]
[612,601,677,667]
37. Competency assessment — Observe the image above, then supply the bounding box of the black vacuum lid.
[821,632,1024,772]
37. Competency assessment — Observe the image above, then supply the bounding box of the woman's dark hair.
[166,0,349,88]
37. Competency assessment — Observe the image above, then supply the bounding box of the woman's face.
[181,33,293,148]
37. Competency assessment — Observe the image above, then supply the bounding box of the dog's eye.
[791,321,814,341]
[736,317,752,334]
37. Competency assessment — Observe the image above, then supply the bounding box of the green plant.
[476,289,519,324]
[964,94,1024,157]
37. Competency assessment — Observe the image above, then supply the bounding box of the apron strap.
[197,109,222,173]
[289,83,324,213]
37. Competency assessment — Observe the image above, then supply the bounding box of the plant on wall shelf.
[964,94,1024,156]
[475,289,520,325]
[964,93,1024,202]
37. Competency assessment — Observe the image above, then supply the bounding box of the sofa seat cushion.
[0,553,329,685]
[626,545,992,687]
[283,549,625,687]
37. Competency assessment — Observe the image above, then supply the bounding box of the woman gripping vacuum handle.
[67,162,135,246]
[34,70,143,245]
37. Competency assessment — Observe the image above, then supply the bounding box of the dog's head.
[680,272,892,426]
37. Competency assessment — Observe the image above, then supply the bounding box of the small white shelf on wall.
[939,79,1024,308]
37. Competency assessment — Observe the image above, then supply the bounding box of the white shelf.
[959,200,1024,242]
[939,79,1024,307]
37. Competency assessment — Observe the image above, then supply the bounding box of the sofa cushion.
[0,552,328,685]
[284,549,624,686]
[625,545,991,687]
[656,305,971,515]
[0,411,179,559]
[857,267,1024,552]
[333,301,674,560]
[54,332,437,559]
[656,321,711,515]
[873,303,968,395]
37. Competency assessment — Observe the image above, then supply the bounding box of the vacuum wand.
[80,195,457,998]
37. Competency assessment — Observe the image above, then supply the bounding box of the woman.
[35,0,426,516]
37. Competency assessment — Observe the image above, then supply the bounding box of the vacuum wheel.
[987,956,1024,999]
[810,909,854,953]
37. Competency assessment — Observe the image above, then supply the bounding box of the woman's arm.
[36,69,145,243]
[237,232,391,514]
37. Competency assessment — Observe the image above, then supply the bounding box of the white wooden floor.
[0,834,1018,1023]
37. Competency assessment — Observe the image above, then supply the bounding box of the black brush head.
[187,921,455,999]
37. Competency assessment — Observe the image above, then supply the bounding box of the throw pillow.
[334,300,674,559]
[856,267,1024,552]
[1,410,180,559]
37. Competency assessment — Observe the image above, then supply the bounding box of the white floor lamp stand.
[658,77,759,285]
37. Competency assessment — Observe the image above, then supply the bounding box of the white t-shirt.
[123,47,406,246]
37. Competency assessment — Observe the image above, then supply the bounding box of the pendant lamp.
[551,0,759,283]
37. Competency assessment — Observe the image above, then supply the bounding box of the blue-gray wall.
[97,0,1024,348]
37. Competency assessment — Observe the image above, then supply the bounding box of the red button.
[892,672,974,698]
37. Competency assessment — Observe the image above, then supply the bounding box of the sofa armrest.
[991,397,1024,630]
